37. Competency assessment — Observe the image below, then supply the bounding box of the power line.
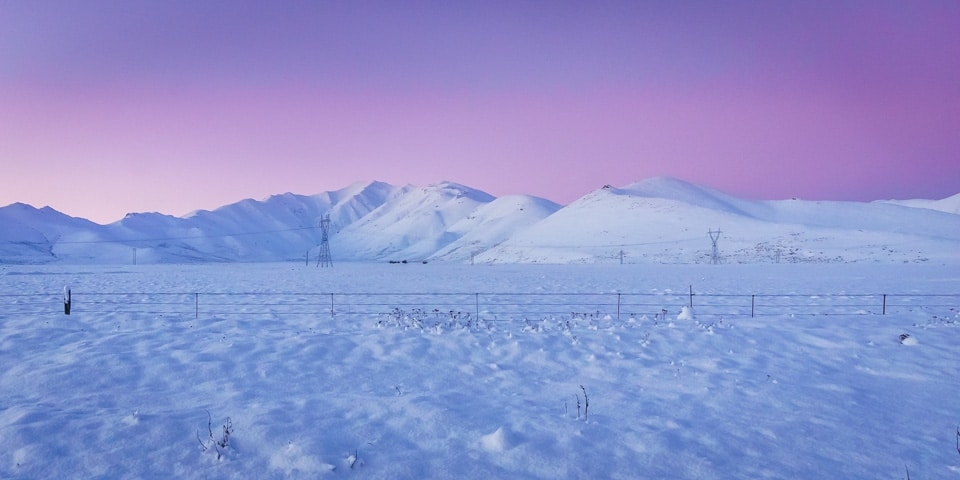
[496,237,704,249]
[5,226,318,246]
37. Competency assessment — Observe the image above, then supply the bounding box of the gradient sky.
[1,1,958,224]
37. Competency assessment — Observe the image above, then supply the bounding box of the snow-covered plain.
[1,262,959,479]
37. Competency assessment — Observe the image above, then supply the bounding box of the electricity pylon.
[316,215,333,268]
[708,228,722,264]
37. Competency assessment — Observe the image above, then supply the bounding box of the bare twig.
[580,385,589,421]
[218,417,232,449]
[199,411,232,461]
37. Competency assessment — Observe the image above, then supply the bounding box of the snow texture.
[1,262,958,479]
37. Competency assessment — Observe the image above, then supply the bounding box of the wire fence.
[2,289,958,322]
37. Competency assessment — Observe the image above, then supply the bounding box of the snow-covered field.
[1,262,959,479]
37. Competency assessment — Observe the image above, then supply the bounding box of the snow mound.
[479,426,510,453]
[677,306,695,320]
[899,333,919,346]
[269,442,335,475]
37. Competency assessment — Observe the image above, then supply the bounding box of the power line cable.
[4,226,318,245]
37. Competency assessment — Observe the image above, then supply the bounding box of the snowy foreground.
[1,262,959,479]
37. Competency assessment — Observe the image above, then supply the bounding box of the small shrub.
[197,411,233,461]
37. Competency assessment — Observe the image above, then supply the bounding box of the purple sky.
[1,1,958,224]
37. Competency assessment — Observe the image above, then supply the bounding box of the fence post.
[882,294,886,315]
[617,293,621,321]
[475,293,479,322]
[751,294,755,318]
[689,285,693,309]
[195,293,199,318]
[63,287,71,315]
[330,293,335,316]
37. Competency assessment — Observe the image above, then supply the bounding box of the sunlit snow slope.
[477,177,960,264]
[0,177,957,264]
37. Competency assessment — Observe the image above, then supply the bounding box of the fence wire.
[1,290,958,321]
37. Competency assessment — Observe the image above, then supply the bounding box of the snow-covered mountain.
[0,181,559,264]
[331,182,497,261]
[0,203,104,263]
[476,177,960,265]
[0,177,957,265]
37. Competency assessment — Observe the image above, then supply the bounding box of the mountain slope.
[477,180,960,264]
[877,192,960,215]
[428,194,562,262]
[1,177,957,265]
[0,203,105,263]
[115,181,408,263]
[331,182,496,261]
[619,176,770,219]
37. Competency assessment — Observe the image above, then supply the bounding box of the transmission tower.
[708,228,722,264]
[316,214,333,268]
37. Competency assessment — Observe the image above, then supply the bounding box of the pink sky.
[1,1,958,224]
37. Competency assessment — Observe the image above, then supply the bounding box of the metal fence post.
[751,294,755,318]
[617,293,621,321]
[63,287,71,315]
[882,294,886,315]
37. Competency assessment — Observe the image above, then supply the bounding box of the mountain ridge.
[1,177,957,265]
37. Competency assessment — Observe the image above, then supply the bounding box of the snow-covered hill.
[429,194,562,262]
[477,177,960,265]
[0,203,107,263]
[877,192,960,215]
[331,182,498,261]
[0,177,957,265]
